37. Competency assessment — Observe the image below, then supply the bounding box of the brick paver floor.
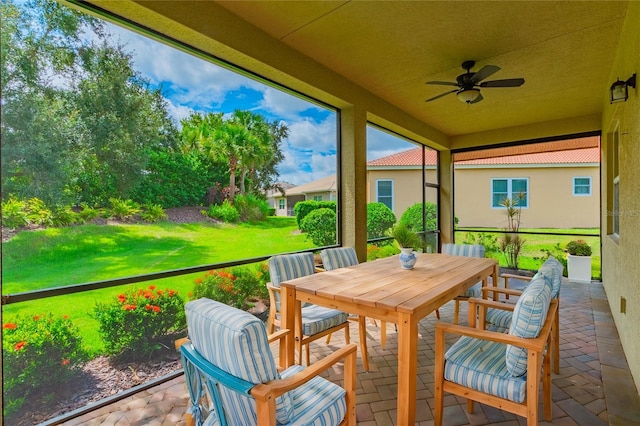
[59,279,640,426]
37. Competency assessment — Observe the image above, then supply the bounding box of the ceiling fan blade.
[470,65,501,83]
[425,90,457,102]
[426,80,459,87]
[479,78,525,88]
[470,92,484,104]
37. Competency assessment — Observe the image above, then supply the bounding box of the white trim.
[572,176,592,196]
[376,179,394,211]
[490,177,529,208]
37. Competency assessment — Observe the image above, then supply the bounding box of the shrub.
[51,205,78,227]
[192,266,266,310]
[141,203,167,223]
[206,199,239,223]
[26,197,53,226]
[234,194,270,222]
[539,243,568,276]
[93,285,186,359]
[2,313,87,418]
[566,240,592,256]
[463,232,500,255]
[77,203,104,223]
[1,195,29,228]
[294,200,337,229]
[301,208,336,246]
[398,202,438,231]
[108,197,141,221]
[366,202,396,239]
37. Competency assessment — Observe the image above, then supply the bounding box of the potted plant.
[387,223,421,269]
[566,240,592,283]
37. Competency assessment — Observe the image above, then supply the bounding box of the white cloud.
[259,87,323,119]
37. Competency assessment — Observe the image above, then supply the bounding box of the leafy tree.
[1,0,178,206]
[398,202,438,232]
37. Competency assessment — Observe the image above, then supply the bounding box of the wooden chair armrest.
[252,343,357,398]
[267,328,291,344]
[315,266,325,273]
[500,273,534,282]
[438,299,558,352]
[481,286,523,298]
[174,337,190,350]
[468,297,516,312]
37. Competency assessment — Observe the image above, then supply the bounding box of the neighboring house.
[267,175,337,216]
[369,137,600,228]
[277,137,600,229]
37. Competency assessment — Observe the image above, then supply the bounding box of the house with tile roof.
[272,137,600,229]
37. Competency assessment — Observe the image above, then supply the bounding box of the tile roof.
[285,175,337,195]
[367,137,600,167]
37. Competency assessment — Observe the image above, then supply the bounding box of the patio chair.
[441,243,486,324]
[267,252,353,367]
[178,298,357,426]
[473,256,564,373]
[320,247,375,369]
[434,273,557,426]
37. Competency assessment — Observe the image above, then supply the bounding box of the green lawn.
[2,220,601,354]
[1,217,313,354]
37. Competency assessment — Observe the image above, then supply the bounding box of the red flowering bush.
[2,313,87,418]
[93,285,186,359]
[191,264,269,310]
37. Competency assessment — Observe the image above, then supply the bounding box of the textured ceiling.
[215,1,628,137]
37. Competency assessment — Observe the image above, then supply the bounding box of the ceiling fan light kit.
[426,60,525,104]
[457,89,481,104]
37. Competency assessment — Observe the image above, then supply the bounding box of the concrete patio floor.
[61,279,640,426]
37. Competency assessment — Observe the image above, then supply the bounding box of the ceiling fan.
[425,60,525,104]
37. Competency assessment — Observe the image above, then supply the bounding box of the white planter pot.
[567,254,592,283]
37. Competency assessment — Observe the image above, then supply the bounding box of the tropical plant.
[108,197,141,221]
[498,195,526,269]
[387,222,421,249]
[191,266,268,311]
[141,204,167,223]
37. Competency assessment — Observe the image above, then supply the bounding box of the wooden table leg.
[397,312,418,426]
[280,285,296,369]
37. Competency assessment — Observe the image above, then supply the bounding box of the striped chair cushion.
[539,256,564,298]
[320,247,359,270]
[269,253,316,287]
[185,298,294,424]
[442,244,485,297]
[444,336,527,403]
[441,243,485,258]
[485,307,513,330]
[505,274,553,377]
[300,304,349,336]
[281,365,347,426]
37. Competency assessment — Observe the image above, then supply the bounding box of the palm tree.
[213,122,257,202]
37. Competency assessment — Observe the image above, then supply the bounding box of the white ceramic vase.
[399,248,417,270]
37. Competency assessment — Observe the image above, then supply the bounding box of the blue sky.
[103,21,415,185]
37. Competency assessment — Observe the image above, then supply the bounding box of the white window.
[278,199,285,209]
[313,195,323,201]
[573,177,592,196]
[491,178,528,208]
[376,179,393,210]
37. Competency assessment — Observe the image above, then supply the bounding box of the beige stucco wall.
[455,165,600,229]
[366,168,438,217]
[601,1,640,388]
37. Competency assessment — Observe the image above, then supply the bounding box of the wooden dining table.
[279,252,498,426]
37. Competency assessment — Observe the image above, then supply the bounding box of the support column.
[340,106,368,262]
[439,149,454,245]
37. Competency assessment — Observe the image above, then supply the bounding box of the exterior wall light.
[610,73,636,103]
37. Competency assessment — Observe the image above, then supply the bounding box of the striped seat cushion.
[281,365,347,425]
[185,298,294,424]
[320,247,359,270]
[505,274,553,377]
[444,336,527,403]
[300,304,349,336]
